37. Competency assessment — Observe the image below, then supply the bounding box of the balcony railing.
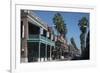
[28,35,55,46]
[29,35,40,39]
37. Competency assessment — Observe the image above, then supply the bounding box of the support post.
[38,42,41,62]
[50,46,52,61]
[21,18,28,62]
[45,44,47,61]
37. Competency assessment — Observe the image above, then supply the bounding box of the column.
[38,42,41,62]
[45,44,47,61]
[22,18,28,62]
[50,46,52,61]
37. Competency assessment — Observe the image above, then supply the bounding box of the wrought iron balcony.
[28,35,55,46]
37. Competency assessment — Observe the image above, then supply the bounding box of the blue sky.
[33,11,89,49]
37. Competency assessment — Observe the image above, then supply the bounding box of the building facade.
[21,10,56,62]
[20,10,80,62]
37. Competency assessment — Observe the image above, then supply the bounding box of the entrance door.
[27,42,38,62]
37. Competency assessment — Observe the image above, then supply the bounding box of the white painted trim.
[11,1,96,72]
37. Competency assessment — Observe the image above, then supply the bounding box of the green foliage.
[78,17,88,33]
[53,13,67,37]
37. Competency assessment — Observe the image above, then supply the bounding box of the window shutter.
[40,28,43,34]
[22,25,24,38]
[47,32,49,37]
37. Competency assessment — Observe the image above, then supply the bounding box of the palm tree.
[53,13,67,38]
[53,13,68,59]
[78,17,88,59]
